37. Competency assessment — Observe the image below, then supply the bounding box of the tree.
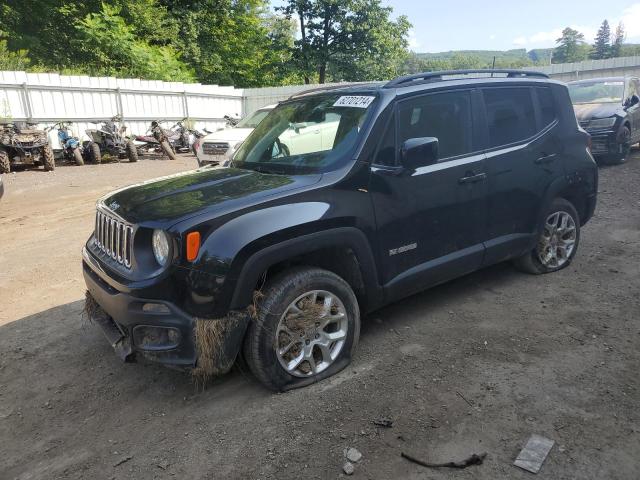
[0,39,31,71]
[554,27,588,63]
[611,22,625,58]
[591,20,611,59]
[279,0,411,84]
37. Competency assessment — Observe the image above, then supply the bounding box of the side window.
[398,91,473,160]
[536,87,556,128]
[374,114,396,166]
[483,87,536,148]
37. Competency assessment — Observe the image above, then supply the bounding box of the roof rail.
[288,83,364,100]
[384,69,549,88]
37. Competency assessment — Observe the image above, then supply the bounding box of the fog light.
[133,326,181,351]
[142,302,170,314]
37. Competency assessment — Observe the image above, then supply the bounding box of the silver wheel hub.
[275,290,348,378]
[537,211,577,268]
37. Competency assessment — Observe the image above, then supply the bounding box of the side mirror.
[400,137,439,169]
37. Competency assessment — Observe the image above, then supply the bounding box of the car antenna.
[491,56,496,77]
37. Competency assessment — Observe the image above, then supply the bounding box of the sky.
[382,0,640,52]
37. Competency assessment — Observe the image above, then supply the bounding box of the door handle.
[458,172,487,184]
[535,153,557,164]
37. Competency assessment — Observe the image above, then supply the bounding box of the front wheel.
[0,149,10,173]
[43,145,55,171]
[603,124,632,165]
[243,267,360,391]
[160,140,177,160]
[89,143,102,164]
[514,198,580,274]
[126,140,138,162]
[73,148,84,166]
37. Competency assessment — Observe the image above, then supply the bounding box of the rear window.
[536,87,556,128]
[483,87,536,148]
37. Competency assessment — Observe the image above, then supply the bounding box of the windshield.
[236,108,271,128]
[569,81,624,104]
[233,93,376,174]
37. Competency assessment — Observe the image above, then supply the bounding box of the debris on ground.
[344,447,362,463]
[514,434,555,473]
[401,451,487,469]
[113,455,133,468]
[372,418,393,428]
[342,462,355,475]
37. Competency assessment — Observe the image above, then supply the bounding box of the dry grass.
[81,290,100,325]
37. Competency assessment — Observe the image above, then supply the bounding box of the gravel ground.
[0,151,639,480]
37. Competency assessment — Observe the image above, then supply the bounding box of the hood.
[573,102,623,122]
[202,128,254,144]
[99,167,320,225]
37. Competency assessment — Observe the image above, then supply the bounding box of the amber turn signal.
[186,232,201,262]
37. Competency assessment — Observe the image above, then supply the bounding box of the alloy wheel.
[537,211,577,268]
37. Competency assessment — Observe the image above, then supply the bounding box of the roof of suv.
[289,69,552,100]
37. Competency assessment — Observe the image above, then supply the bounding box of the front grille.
[202,142,229,155]
[590,135,611,155]
[94,210,133,268]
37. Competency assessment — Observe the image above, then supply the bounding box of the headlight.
[588,117,616,130]
[152,229,170,267]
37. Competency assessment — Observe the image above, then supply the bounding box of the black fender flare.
[228,226,383,312]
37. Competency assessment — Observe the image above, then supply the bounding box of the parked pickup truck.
[83,69,597,391]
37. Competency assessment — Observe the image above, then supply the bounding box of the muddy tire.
[89,143,102,164]
[160,140,177,160]
[603,124,631,165]
[73,148,84,166]
[126,140,138,162]
[43,145,55,171]
[243,267,360,391]
[514,198,580,274]
[0,149,9,173]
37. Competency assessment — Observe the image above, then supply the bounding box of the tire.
[243,267,360,391]
[126,140,138,162]
[90,143,102,164]
[0,149,9,173]
[73,148,84,166]
[604,124,631,165]
[160,140,177,160]
[514,198,581,274]
[43,145,55,171]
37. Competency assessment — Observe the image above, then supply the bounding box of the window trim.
[394,88,482,164]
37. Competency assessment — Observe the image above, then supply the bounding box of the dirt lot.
[1,152,639,480]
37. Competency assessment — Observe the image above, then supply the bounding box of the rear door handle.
[458,172,487,184]
[535,153,557,164]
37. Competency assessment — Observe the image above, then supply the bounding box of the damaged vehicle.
[0,122,55,173]
[568,77,640,165]
[83,70,597,391]
[195,105,274,166]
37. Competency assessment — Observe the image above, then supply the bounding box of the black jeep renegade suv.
[83,69,597,391]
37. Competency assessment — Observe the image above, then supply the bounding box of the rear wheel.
[126,140,138,162]
[73,148,84,166]
[90,143,102,164]
[243,267,360,391]
[43,145,55,171]
[0,149,10,173]
[160,140,177,160]
[514,198,580,274]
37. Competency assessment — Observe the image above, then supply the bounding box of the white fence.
[0,71,244,146]
[531,56,640,82]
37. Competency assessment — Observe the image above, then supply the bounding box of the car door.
[480,85,564,265]
[369,88,487,302]
[278,122,322,155]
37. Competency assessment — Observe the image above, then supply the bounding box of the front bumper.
[586,129,622,156]
[83,258,197,367]
[82,248,248,372]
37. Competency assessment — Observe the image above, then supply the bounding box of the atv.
[48,122,84,166]
[0,122,55,173]
[84,115,138,164]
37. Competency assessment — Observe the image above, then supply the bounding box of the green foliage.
[554,27,588,63]
[0,39,31,70]
[279,0,411,83]
[591,20,611,60]
[611,22,625,58]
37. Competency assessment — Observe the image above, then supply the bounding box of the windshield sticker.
[333,96,375,108]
